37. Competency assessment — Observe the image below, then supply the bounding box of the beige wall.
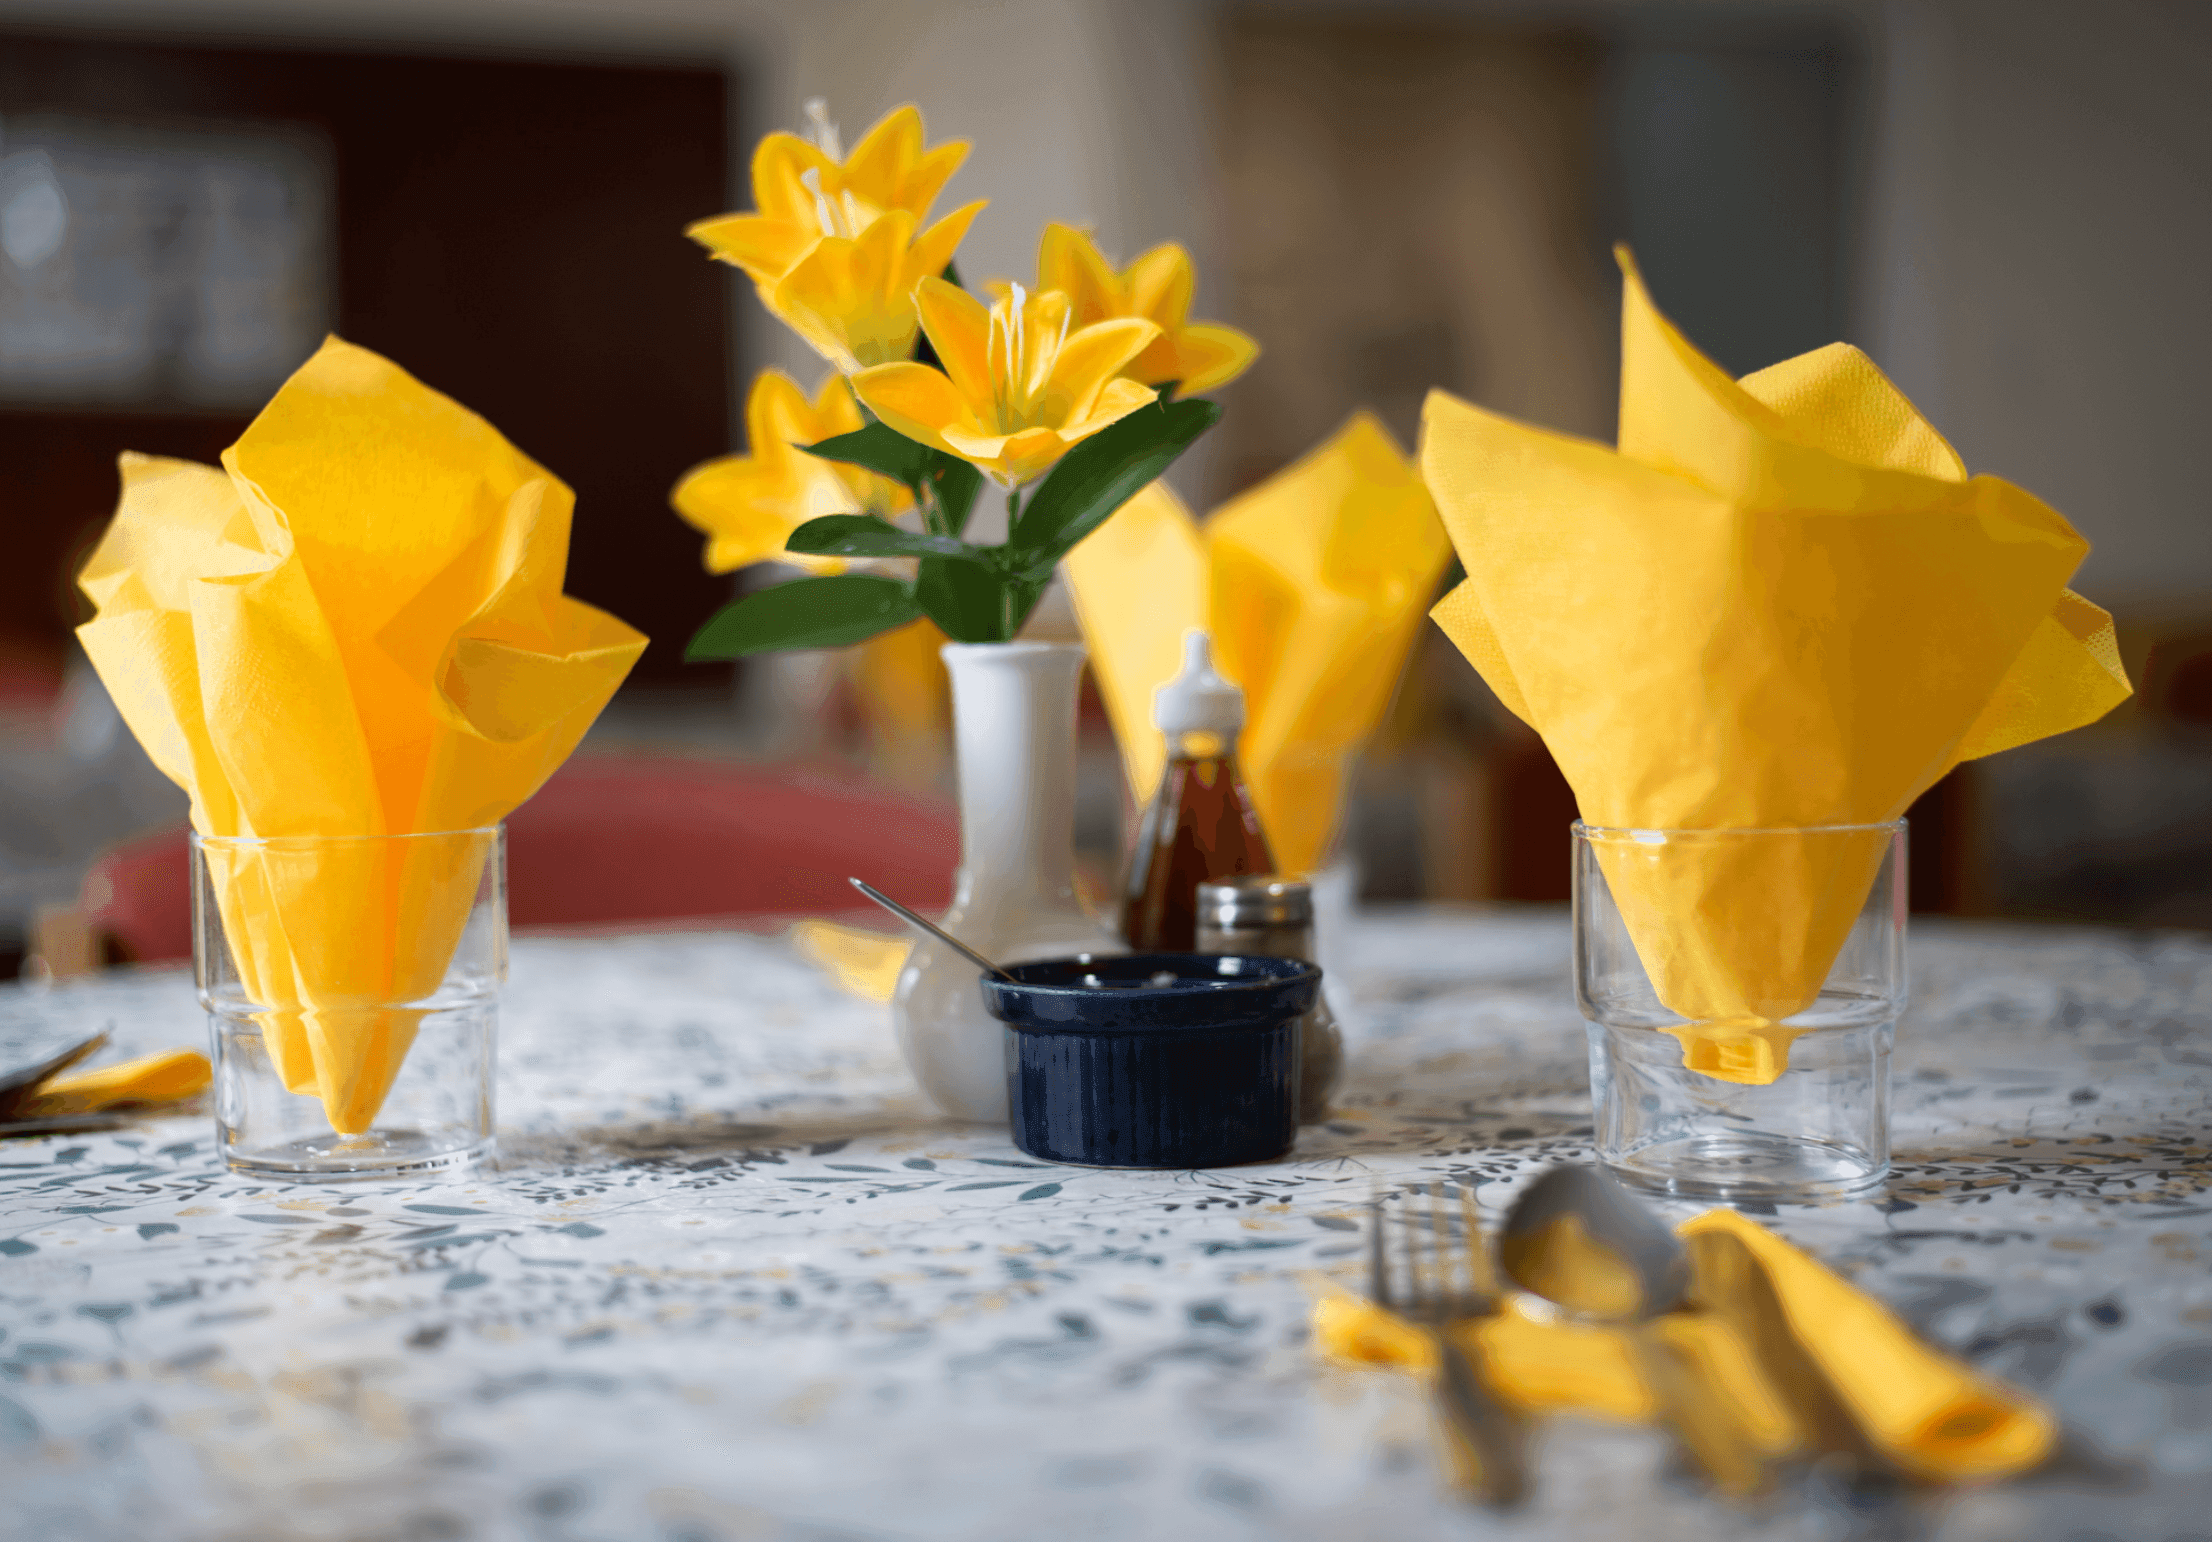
[1861,0,2212,616]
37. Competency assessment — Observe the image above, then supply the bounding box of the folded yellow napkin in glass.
[1063,413,1452,875]
[1424,250,2130,1083]
[1314,1206,2054,1484]
[76,338,647,1134]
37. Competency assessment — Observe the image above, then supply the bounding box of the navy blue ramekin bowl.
[979,952,1321,1169]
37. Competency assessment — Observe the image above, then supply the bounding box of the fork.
[1368,1180,1530,1507]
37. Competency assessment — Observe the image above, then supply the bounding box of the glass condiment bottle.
[1196,876,1342,1123]
[1120,630,1275,953]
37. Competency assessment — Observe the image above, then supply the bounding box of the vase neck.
[943,641,1086,906]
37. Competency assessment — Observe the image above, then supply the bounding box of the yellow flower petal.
[843,104,923,195]
[670,369,910,576]
[1021,290,1075,397]
[770,211,929,371]
[749,366,816,438]
[904,141,971,226]
[939,425,1017,460]
[1003,429,1075,486]
[671,455,840,576]
[1153,320,1259,394]
[1056,376,1159,443]
[853,360,979,457]
[749,132,839,224]
[695,105,979,374]
[910,201,986,286]
[1038,223,1123,327]
[833,104,970,225]
[685,213,814,285]
[1024,231,1255,395]
[861,278,1171,485]
[1123,243,1194,329]
[1043,317,1160,420]
[915,275,995,403]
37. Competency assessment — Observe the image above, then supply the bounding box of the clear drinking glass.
[192,827,505,1179]
[1572,820,1906,1201]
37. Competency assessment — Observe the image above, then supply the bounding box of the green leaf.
[926,457,985,537]
[799,422,942,488]
[1004,397,1222,574]
[785,514,988,562]
[684,575,920,660]
[914,555,1012,644]
[801,425,984,539]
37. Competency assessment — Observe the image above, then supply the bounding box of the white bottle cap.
[1153,628,1245,735]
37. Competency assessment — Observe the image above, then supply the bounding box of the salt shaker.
[1195,876,1341,1122]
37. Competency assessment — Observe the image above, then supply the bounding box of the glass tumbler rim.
[1571,818,1908,840]
[190,824,503,851]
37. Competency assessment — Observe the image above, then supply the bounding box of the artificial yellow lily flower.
[767,206,984,373]
[1031,222,1258,393]
[671,370,911,575]
[687,102,972,286]
[854,276,1159,487]
[688,101,984,373]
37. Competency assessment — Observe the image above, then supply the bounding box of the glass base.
[1602,1131,1886,1201]
[210,1001,495,1181]
[225,1128,492,1180]
[1588,1018,1891,1204]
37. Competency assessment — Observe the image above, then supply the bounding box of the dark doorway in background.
[0,31,735,693]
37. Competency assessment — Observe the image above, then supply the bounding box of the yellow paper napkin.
[21,1050,212,1118]
[1064,413,1450,874]
[1424,251,2130,1081]
[789,919,909,1002]
[1313,1206,2054,1484]
[76,338,647,1133]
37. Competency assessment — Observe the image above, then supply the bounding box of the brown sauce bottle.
[1120,632,1275,952]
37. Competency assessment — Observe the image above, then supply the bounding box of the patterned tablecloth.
[2,908,2209,1542]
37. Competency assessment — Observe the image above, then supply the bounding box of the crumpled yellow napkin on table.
[1064,413,1451,875]
[1314,1206,2054,1484]
[1424,250,2130,1083]
[76,337,647,1134]
[790,918,909,1002]
[14,1050,211,1120]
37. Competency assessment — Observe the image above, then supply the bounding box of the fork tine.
[1428,1182,1449,1310]
[1367,1183,1393,1311]
[1460,1180,1485,1300]
[1401,1185,1430,1321]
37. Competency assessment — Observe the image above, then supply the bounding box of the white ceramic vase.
[893,640,1121,1122]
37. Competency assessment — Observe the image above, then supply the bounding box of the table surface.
[2,908,2209,1542]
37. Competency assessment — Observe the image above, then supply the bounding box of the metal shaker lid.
[1196,874,1313,929]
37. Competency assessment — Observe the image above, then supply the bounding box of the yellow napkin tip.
[29,1048,212,1116]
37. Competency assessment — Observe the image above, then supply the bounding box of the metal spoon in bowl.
[1498,1164,1768,1496]
[848,878,1015,984]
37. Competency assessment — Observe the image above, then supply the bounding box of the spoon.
[1499,1164,1767,1496]
[848,878,1015,983]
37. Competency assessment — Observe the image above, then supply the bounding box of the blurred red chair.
[80,756,959,965]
